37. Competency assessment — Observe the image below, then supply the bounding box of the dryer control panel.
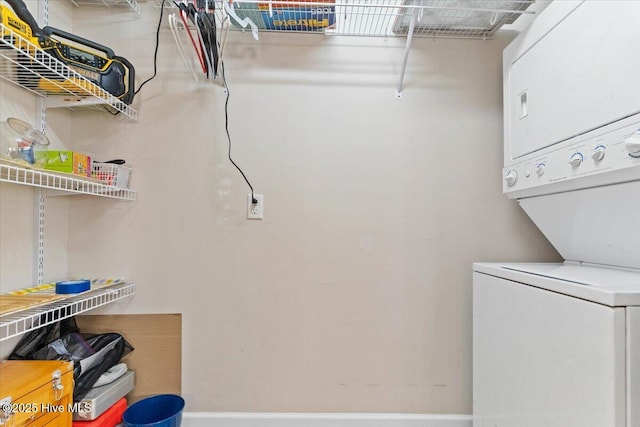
[502,1,640,200]
[503,116,640,199]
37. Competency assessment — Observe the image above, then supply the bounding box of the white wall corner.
[182,413,472,427]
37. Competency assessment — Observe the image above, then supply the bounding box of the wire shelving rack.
[0,161,137,200]
[0,24,138,120]
[157,0,534,38]
[0,282,136,341]
[68,0,142,15]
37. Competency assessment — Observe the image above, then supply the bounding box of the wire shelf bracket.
[396,5,417,99]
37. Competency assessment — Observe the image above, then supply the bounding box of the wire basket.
[92,163,132,189]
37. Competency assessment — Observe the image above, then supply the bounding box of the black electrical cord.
[220,61,257,204]
[134,0,165,95]
[104,0,163,116]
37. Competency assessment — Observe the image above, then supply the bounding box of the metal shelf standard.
[0,282,136,341]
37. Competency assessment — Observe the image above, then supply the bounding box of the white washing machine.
[473,262,640,427]
[474,1,640,426]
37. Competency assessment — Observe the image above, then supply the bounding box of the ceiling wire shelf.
[0,160,137,201]
[0,281,136,341]
[158,0,534,39]
[0,24,138,120]
[163,0,534,95]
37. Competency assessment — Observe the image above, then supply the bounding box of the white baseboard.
[182,412,472,427]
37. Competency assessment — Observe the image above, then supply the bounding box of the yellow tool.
[0,0,135,104]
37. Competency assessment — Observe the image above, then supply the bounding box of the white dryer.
[474,1,640,426]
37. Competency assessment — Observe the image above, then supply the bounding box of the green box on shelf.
[44,150,92,177]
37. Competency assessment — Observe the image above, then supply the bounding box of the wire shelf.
[0,160,137,200]
[68,0,142,15]
[0,282,136,341]
[159,0,534,38]
[0,24,138,120]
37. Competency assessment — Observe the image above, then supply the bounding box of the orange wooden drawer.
[24,407,61,427]
[0,361,74,427]
[41,410,74,427]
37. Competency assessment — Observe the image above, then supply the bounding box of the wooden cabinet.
[0,361,74,427]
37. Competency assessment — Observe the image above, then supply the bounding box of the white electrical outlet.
[247,194,264,220]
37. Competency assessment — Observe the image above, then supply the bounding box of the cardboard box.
[260,6,336,31]
[232,0,336,31]
[76,314,182,404]
[232,2,267,28]
[44,150,92,177]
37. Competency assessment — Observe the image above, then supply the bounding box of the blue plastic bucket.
[123,394,185,427]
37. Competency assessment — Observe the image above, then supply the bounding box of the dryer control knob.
[569,152,583,168]
[625,135,640,155]
[535,163,546,176]
[505,170,518,187]
[592,146,606,161]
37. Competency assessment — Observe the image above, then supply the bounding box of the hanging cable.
[135,0,166,95]
[220,61,257,204]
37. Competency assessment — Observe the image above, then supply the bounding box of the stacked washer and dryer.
[473,2,640,426]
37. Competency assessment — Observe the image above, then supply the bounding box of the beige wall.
[2,2,560,414]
